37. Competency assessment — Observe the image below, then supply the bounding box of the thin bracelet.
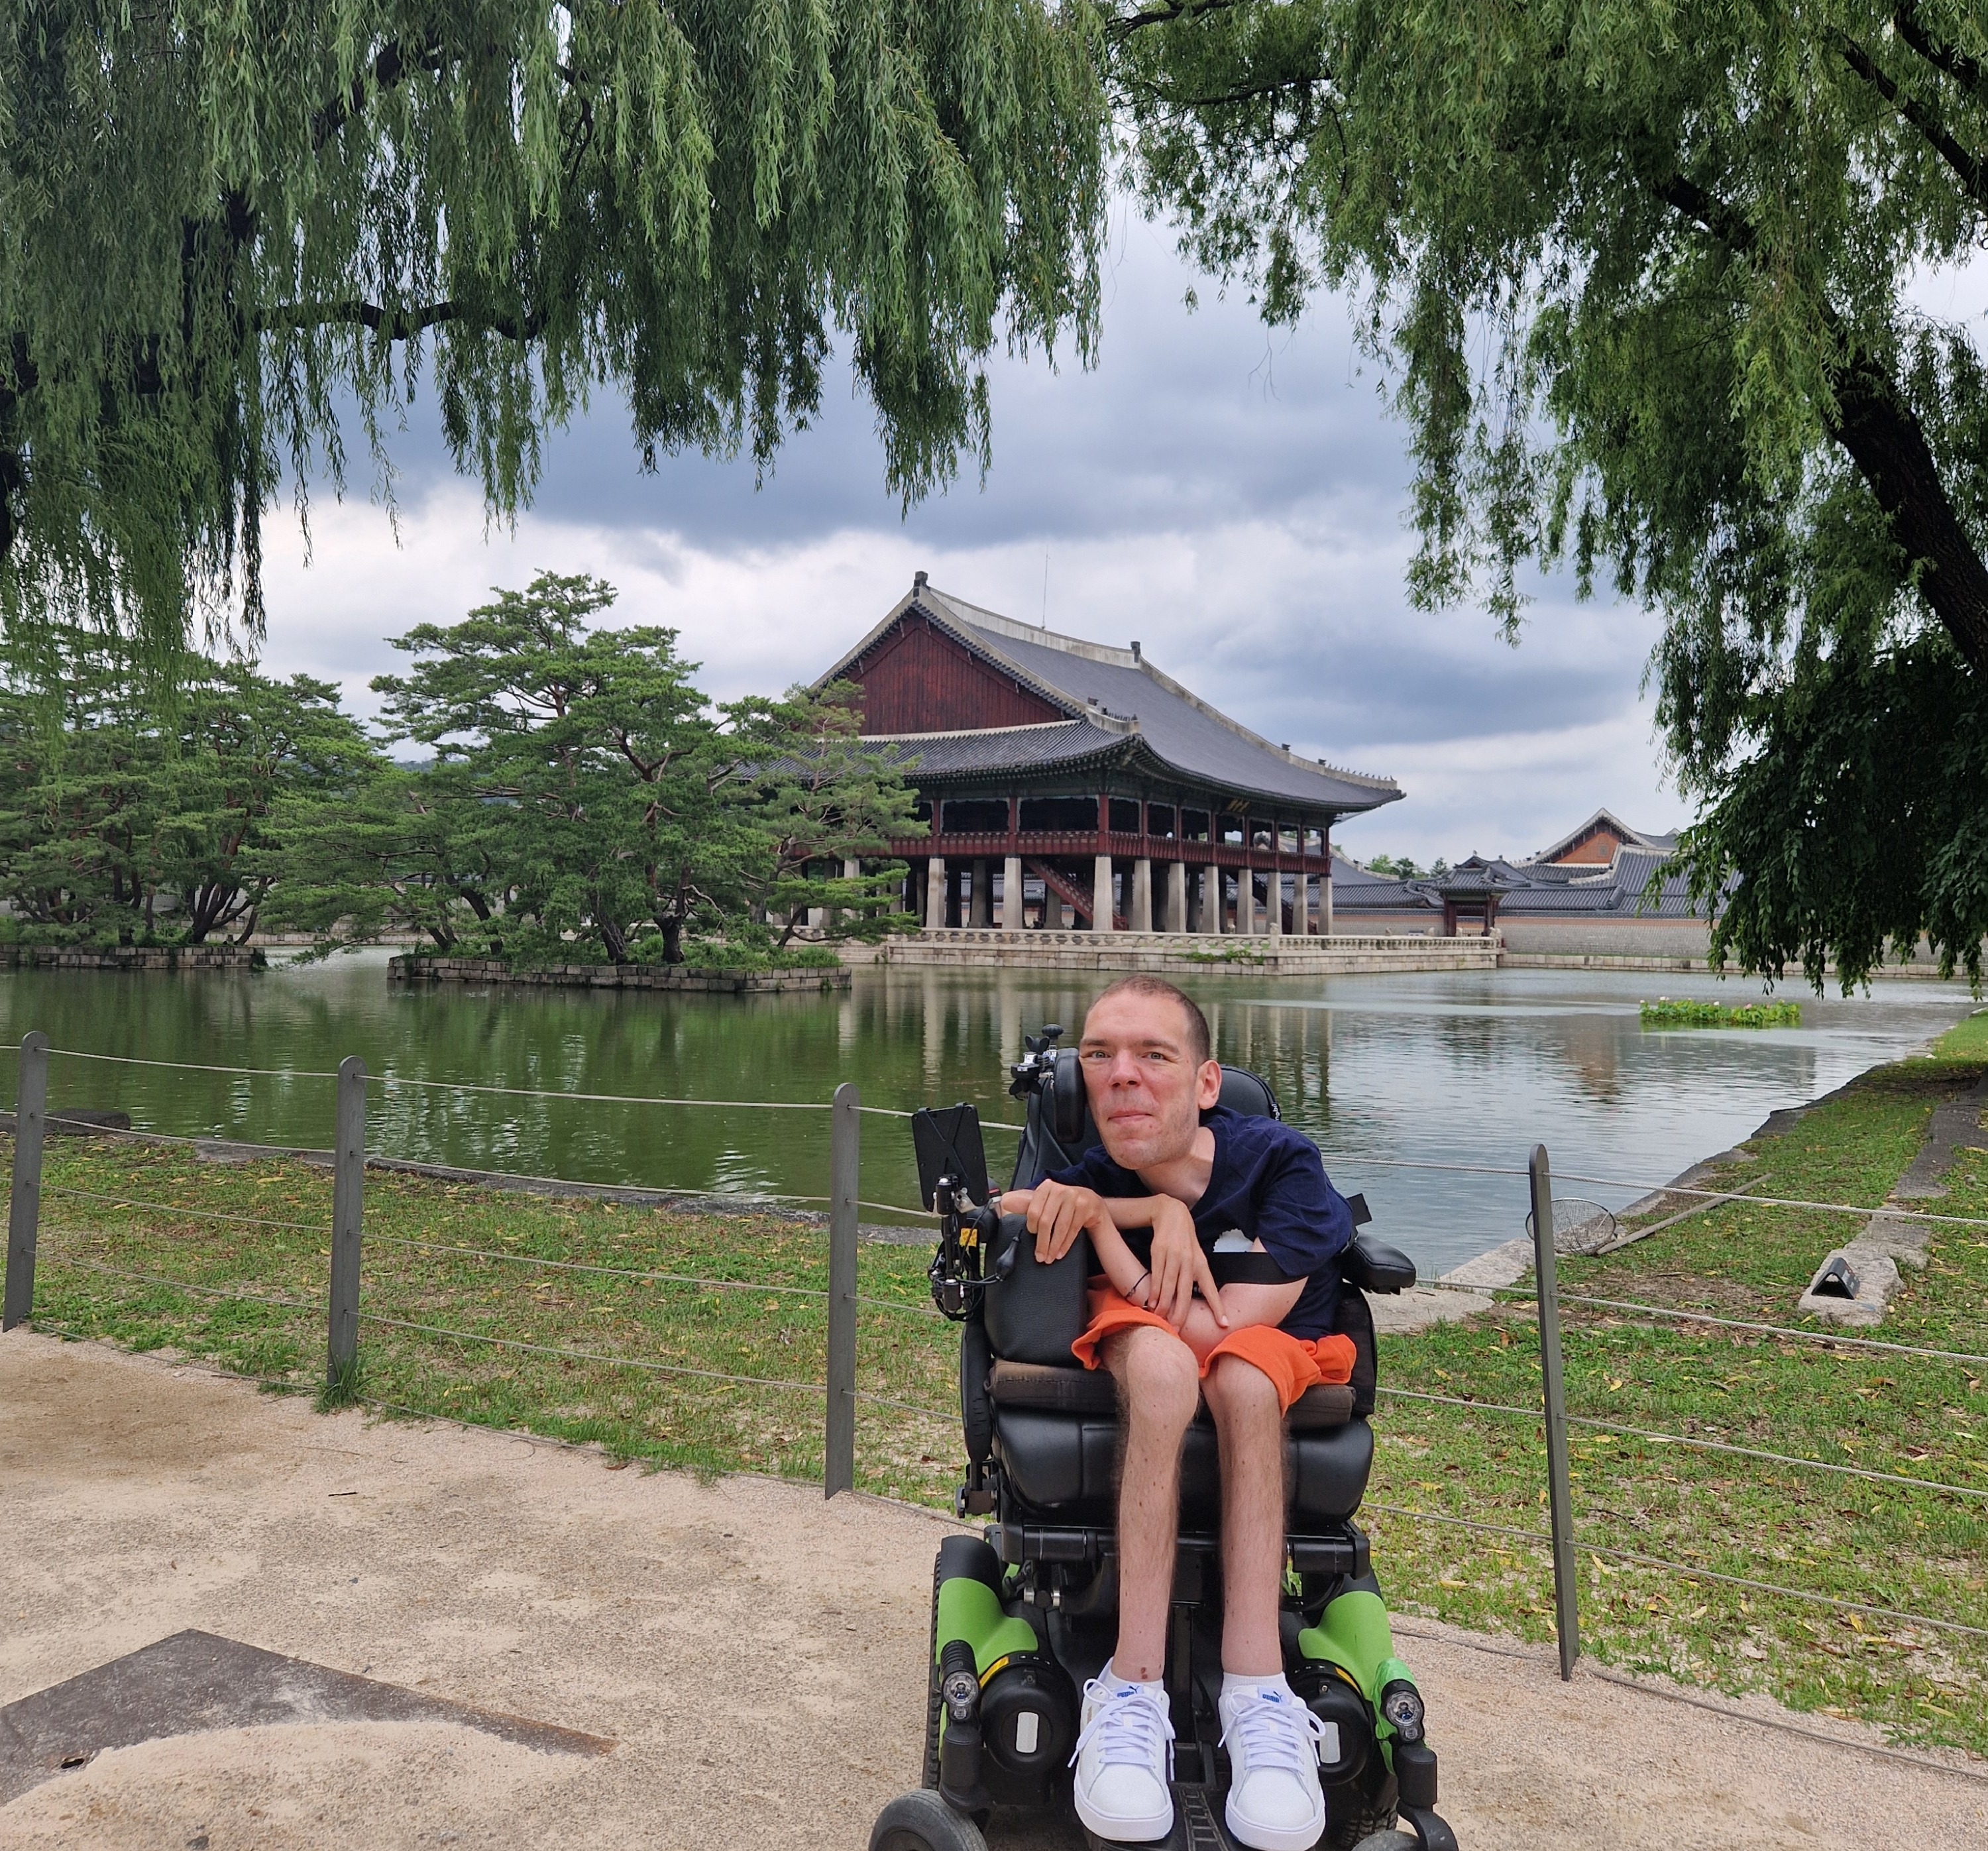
[1130,1270,1152,1309]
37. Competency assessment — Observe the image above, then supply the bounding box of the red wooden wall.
[845,614,1065,733]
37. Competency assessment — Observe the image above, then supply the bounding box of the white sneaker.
[1070,1675,1175,1843]
[1218,1683,1328,1851]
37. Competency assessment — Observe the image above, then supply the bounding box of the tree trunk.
[660,916,683,964]
[1828,353,1988,673]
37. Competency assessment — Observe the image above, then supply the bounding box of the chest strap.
[1118,1227,1296,1287]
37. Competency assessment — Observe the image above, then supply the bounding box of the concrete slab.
[0,1631,608,1805]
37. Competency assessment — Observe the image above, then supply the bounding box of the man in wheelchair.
[1001,977,1357,1850]
[883,977,1457,1851]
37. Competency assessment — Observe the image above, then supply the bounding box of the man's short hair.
[1088,975,1213,1067]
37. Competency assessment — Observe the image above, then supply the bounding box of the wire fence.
[6,1031,1986,1744]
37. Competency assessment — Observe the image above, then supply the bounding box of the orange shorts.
[1070,1284,1355,1413]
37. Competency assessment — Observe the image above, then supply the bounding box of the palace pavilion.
[813,575,1402,936]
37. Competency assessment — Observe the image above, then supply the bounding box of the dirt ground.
[2,1331,1983,1851]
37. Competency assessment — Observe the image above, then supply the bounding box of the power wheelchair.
[868,1027,1460,1851]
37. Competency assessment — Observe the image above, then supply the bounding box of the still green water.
[3,953,1973,1274]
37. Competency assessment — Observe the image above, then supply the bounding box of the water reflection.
[3,956,1973,1273]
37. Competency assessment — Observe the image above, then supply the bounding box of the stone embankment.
[387,954,849,995]
[0,944,264,972]
[844,926,1500,976]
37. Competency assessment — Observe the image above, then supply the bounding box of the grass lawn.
[11,1005,1987,1759]
[1365,1007,1988,1757]
[22,1145,963,1505]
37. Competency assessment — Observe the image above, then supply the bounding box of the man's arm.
[1002,1182,1231,1331]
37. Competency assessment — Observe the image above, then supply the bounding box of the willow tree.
[1110,1,1988,988]
[0,3,1105,653]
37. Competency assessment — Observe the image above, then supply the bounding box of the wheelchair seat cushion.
[991,1407,1375,1525]
[987,1360,1354,1431]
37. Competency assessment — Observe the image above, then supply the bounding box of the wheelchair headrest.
[1215,1066,1280,1121]
[1047,1048,1280,1147]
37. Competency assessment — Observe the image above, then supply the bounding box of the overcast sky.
[254,209,1682,866]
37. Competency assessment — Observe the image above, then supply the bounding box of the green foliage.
[0,3,1106,654]
[1109,1,1988,987]
[1639,997,1802,1029]
[347,569,922,964]
[0,630,380,944]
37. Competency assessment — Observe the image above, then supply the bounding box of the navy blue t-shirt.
[1048,1103,1351,1338]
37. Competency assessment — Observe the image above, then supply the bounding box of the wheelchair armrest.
[1343,1231,1417,1296]
[983,1213,1091,1367]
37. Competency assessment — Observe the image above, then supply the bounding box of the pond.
[3,955,1974,1276]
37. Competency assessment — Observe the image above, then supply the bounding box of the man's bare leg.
[1200,1352,1286,1676]
[1103,1323,1201,1679]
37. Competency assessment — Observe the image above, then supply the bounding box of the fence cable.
[1362,1499,1555,1548]
[853,1392,954,1422]
[361,1229,942,1318]
[41,1186,324,1236]
[1574,1537,1988,1641]
[41,1251,316,1314]
[370,1073,832,1109]
[44,1046,342,1080]
[1560,1414,1988,1501]
[1544,1291,1988,1369]
[1376,1386,1985,1501]
[364,1230,827,1298]
[357,1311,830,1396]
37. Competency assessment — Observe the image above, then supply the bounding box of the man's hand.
[1148,1196,1225,1331]
[1017,1179,1109,1264]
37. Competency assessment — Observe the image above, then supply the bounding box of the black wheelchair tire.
[922,1550,943,1789]
[870,1789,990,1851]
[1328,1785,1399,1848]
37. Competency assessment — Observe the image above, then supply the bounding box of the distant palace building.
[1333,809,1710,958]
[814,576,1401,934]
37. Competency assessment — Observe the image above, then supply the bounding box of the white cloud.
[252,215,1675,869]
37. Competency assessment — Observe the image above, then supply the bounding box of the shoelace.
[1220,1690,1329,1779]
[1070,1679,1176,1780]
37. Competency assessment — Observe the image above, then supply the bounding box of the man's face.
[1077,990,1223,1171]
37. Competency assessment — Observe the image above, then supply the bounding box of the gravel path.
[2,1330,1982,1850]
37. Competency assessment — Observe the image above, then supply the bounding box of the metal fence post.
[1530,1143,1580,1679]
[3,1032,49,1331]
[325,1056,366,1386]
[825,1081,859,1497]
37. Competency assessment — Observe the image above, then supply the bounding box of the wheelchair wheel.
[870,1789,989,1851]
[1347,1834,1418,1851]
[921,1551,942,1789]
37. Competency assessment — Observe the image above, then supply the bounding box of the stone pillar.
[1131,859,1153,932]
[1093,854,1116,932]
[1001,854,1023,930]
[969,858,991,928]
[1321,859,1334,936]
[1268,870,1283,939]
[1237,868,1254,934]
[1166,861,1187,935]
[925,858,948,929]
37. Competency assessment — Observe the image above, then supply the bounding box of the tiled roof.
[1328,847,1714,919]
[821,583,1402,815]
[860,719,1132,777]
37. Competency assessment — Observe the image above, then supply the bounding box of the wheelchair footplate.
[1079,1780,1235,1851]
